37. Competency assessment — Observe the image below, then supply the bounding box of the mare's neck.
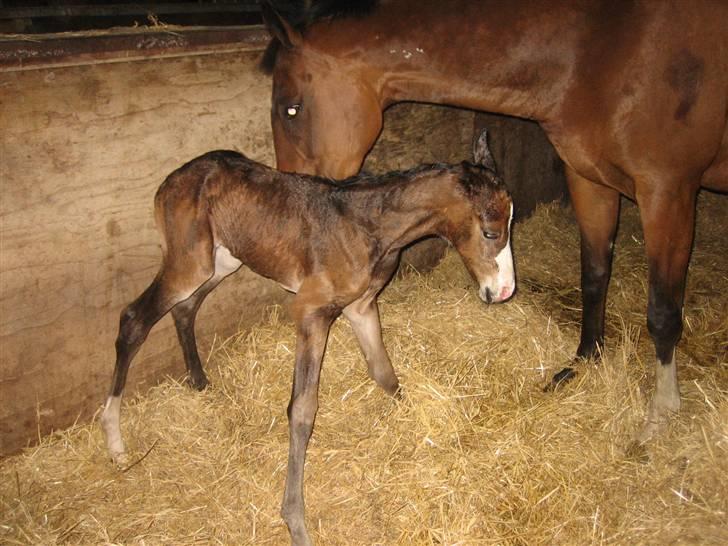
[310,1,581,122]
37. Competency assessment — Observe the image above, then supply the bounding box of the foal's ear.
[473,129,497,171]
[261,1,303,49]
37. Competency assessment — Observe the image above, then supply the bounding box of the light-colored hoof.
[635,417,665,445]
[635,399,679,445]
[110,450,130,467]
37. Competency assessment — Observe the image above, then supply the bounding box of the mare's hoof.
[187,374,209,391]
[543,366,577,392]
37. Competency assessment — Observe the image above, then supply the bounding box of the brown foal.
[101,132,514,545]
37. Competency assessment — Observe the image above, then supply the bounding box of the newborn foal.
[101,131,514,545]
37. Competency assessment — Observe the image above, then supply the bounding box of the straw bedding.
[2,192,726,545]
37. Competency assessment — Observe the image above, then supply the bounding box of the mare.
[261,0,728,443]
[100,132,514,546]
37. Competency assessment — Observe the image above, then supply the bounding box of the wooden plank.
[0,26,271,70]
[1,3,260,19]
[0,48,285,454]
[0,34,479,456]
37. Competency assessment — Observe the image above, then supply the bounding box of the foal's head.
[446,131,515,304]
[447,162,515,304]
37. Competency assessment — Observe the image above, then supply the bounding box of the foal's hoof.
[110,450,130,467]
[543,366,577,392]
[624,440,650,463]
[390,384,404,400]
[186,374,209,391]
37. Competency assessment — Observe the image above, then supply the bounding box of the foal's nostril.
[484,287,493,304]
[500,285,514,301]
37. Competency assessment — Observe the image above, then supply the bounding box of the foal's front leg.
[281,304,337,546]
[343,297,400,395]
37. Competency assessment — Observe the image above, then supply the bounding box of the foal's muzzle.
[480,284,515,304]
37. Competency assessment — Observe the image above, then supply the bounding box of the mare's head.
[448,131,515,304]
[261,1,384,178]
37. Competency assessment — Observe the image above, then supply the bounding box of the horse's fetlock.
[647,302,682,360]
[371,369,399,394]
[187,372,209,391]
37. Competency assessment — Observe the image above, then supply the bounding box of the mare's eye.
[284,104,301,119]
[483,230,499,240]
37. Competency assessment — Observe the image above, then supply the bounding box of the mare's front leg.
[636,185,696,443]
[281,295,338,546]
[550,168,619,386]
[343,297,400,396]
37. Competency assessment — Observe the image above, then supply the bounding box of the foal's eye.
[284,104,301,119]
[483,230,499,240]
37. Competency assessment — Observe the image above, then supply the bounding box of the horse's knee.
[287,394,318,428]
[646,297,682,363]
[581,260,610,296]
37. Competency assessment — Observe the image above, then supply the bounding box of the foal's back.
[154,151,426,291]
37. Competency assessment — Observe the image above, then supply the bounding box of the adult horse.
[260,0,728,443]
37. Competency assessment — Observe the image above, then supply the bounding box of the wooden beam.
[0,26,271,70]
[1,3,260,19]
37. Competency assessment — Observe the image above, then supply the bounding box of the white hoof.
[110,449,130,467]
[637,354,680,444]
[100,395,127,465]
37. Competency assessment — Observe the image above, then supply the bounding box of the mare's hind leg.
[101,257,215,464]
[635,185,696,443]
[343,297,399,396]
[171,245,242,391]
[549,168,619,387]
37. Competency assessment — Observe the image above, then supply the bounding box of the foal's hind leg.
[101,260,215,463]
[343,297,400,396]
[171,246,242,390]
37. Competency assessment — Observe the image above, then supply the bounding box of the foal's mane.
[260,0,380,74]
[323,163,451,190]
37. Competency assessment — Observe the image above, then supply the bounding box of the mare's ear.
[473,129,497,171]
[261,1,303,49]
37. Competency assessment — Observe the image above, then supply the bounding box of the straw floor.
[2,192,726,545]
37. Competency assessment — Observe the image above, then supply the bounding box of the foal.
[101,131,514,546]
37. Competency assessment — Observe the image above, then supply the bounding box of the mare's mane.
[260,0,380,74]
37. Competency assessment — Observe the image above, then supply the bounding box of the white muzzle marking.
[481,203,515,303]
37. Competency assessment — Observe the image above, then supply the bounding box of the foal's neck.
[349,171,457,253]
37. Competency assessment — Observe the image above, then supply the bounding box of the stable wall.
[0,28,477,455]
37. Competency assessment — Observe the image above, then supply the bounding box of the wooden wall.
[0,30,476,455]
